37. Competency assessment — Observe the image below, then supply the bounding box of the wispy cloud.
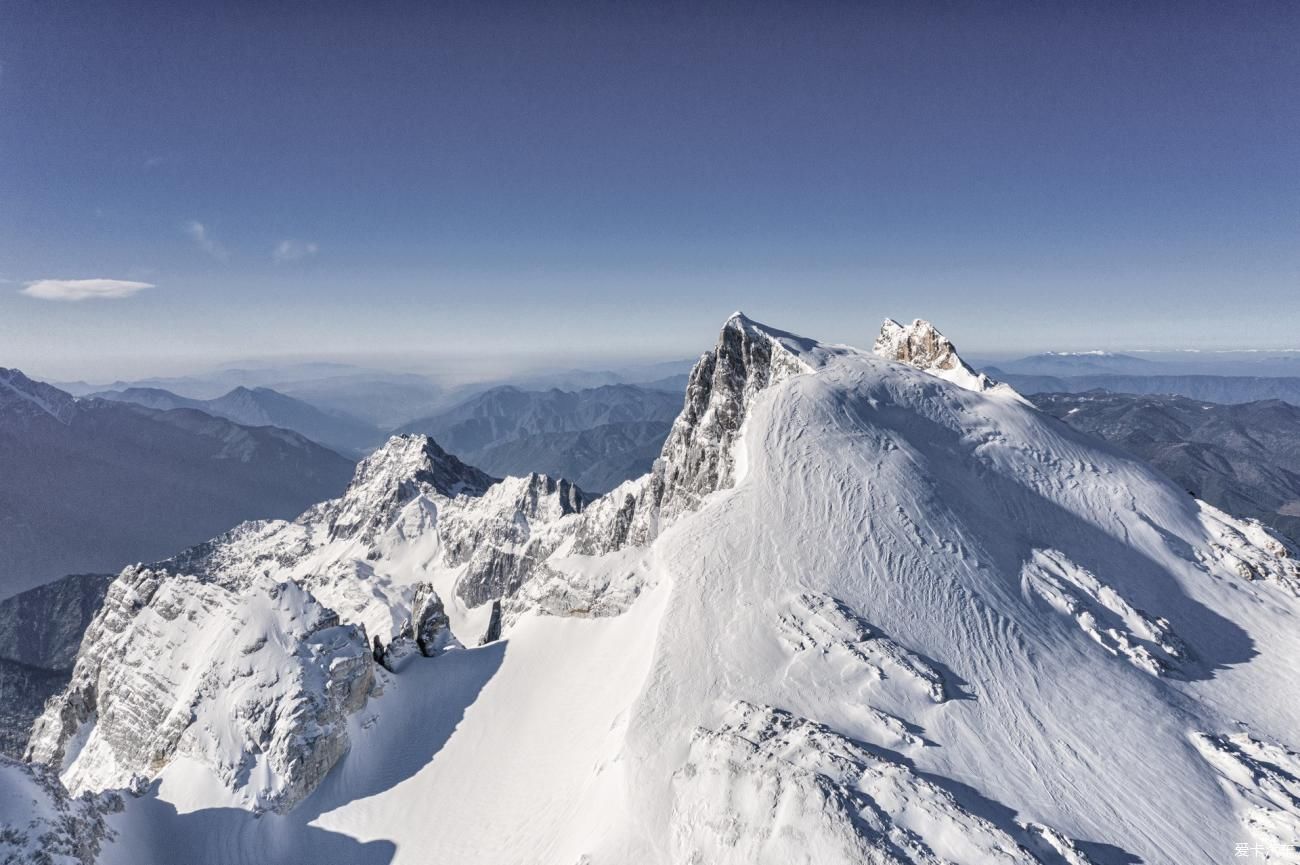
[273,238,319,263]
[185,220,229,261]
[21,278,156,302]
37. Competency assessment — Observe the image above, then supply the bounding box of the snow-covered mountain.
[18,314,1300,865]
[0,368,356,598]
[90,385,383,456]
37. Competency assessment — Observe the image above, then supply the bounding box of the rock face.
[24,433,591,811]
[479,599,502,645]
[0,755,114,865]
[404,583,452,656]
[0,574,113,758]
[18,313,1300,863]
[26,568,373,813]
[445,472,587,608]
[573,313,818,557]
[873,318,1020,398]
[326,434,497,542]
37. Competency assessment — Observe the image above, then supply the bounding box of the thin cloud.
[185,221,229,261]
[21,278,156,302]
[273,238,319,263]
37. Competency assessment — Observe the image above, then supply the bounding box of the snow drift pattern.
[20,313,1300,865]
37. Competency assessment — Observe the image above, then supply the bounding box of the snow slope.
[25,314,1300,865]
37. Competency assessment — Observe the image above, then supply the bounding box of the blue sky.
[1,1,1297,379]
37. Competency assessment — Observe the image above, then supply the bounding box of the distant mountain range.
[987,370,1300,405]
[0,368,356,598]
[59,363,446,429]
[398,384,682,492]
[1034,391,1300,544]
[55,357,696,430]
[987,352,1158,376]
[89,385,383,457]
[0,573,112,757]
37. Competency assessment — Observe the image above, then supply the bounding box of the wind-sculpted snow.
[1192,731,1300,859]
[672,702,1098,865]
[1194,501,1300,595]
[26,567,373,814]
[779,593,949,702]
[28,313,1300,865]
[1022,549,1190,675]
[573,312,841,558]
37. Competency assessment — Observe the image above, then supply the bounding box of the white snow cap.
[873,318,1024,399]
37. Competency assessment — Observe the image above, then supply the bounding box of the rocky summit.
[17,315,1300,865]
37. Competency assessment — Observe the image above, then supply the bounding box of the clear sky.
[1,0,1297,379]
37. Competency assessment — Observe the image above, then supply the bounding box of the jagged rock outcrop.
[479,599,502,645]
[573,313,818,557]
[403,583,452,656]
[26,567,373,814]
[673,702,1099,865]
[327,434,497,542]
[873,318,1021,398]
[23,432,593,811]
[444,473,586,607]
[150,438,586,637]
[0,755,116,865]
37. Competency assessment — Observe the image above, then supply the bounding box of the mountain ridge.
[90,384,382,456]
[0,368,357,598]
[17,316,1300,865]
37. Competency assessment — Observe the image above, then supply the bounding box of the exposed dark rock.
[450,473,588,608]
[403,583,452,657]
[480,599,503,645]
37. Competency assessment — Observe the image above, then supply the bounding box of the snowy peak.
[873,318,1021,398]
[664,312,817,495]
[873,318,964,371]
[574,313,826,556]
[721,310,834,371]
[0,367,77,424]
[328,434,498,540]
